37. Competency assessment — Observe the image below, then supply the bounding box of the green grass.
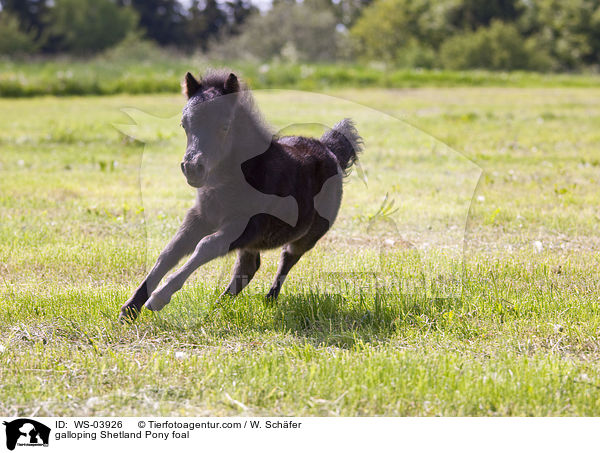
[1,57,600,97]
[1,86,600,416]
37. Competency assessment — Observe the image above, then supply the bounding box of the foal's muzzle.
[181,160,206,188]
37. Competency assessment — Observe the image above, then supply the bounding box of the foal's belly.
[229,213,313,251]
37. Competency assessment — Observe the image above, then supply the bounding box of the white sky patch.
[179,0,273,12]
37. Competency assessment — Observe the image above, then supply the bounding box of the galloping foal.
[120,70,363,321]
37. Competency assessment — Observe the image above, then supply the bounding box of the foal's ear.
[223,73,240,94]
[183,72,201,98]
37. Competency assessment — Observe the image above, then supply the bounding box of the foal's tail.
[321,118,363,176]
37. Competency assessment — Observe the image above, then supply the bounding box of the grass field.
[2,58,600,97]
[1,84,600,416]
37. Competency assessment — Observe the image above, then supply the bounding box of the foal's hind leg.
[266,215,330,300]
[221,249,261,297]
[266,247,302,300]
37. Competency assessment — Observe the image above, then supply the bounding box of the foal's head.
[180,70,242,188]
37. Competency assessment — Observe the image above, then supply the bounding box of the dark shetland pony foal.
[120,70,363,320]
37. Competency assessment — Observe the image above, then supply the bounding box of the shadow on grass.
[1,287,478,350]
[152,289,476,348]
[274,291,475,347]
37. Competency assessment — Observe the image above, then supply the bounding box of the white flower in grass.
[174,351,187,360]
[86,397,100,408]
[533,241,543,253]
[578,373,590,382]
[477,195,485,202]
[0,344,5,353]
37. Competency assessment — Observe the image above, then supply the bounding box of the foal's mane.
[198,69,274,140]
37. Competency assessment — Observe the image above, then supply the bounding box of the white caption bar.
[1,417,598,453]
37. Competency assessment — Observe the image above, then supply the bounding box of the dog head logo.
[3,419,50,451]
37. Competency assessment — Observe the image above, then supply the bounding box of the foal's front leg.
[145,225,243,311]
[120,209,211,320]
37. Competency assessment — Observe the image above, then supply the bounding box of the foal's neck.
[228,107,274,165]
[208,106,274,187]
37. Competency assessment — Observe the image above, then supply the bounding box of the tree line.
[1,0,599,71]
[0,0,258,54]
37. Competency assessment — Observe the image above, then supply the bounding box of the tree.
[446,0,523,31]
[350,0,445,66]
[129,0,186,46]
[439,20,552,70]
[212,1,342,61]
[349,0,543,68]
[335,0,374,28]
[45,0,138,54]
[185,0,229,50]
[0,12,40,55]
[225,0,258,35]
[518,0,600,69]
[0,0,48,39]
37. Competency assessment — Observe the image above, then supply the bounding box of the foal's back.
[243,135,341,198]
[230,135,342,251]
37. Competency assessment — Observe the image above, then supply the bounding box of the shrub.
[439,20,554,71]
[209,2,343,62]
[45,0,138,55]
[518,0,600,70]
[350,0,454,67]
[0,13,39,56]
[99,33,172,62]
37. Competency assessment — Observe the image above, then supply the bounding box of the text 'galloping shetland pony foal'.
[120,70,363,321]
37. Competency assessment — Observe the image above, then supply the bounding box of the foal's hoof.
[265,289,279,303]
[119,306,141,323]
[217,289,236,302]
[145,293,169,311]
[265,290,279,305]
